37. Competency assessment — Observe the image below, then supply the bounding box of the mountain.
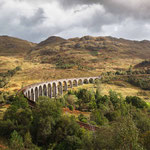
[0,35,150,70]
[0,36,36,56]
[28,35,150,71]
[38,36,67,47]
[0,35,150,92]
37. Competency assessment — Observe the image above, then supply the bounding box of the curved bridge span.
[23,76,100,102]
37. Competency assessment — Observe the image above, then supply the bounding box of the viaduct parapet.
[23,76,100,102]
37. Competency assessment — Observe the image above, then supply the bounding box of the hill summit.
[38,36,66,47]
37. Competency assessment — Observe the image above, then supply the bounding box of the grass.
[0,56,149,104]
[1,35,150,94]
[0,56,99,93]
[0,54,146,96]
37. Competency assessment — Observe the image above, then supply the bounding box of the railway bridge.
[23,76,100,102]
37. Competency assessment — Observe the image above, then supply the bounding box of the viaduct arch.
[23,76,100,102]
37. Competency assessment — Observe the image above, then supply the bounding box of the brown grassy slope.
[29,36,150,71]
[0,35,150,93]
[0,35,36,56]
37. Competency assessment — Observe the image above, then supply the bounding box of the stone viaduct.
[23,76,100,102]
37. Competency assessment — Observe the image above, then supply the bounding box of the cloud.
[20,8,46,26]
[0,0,150,42]
[57,0,150,20]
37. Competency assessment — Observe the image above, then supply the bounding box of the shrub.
[78,114,88,123]
[66,95,78,105]
[105,110,121,121]
[10,130,24,150]
[68,105,74,111]
[90,109,108,126]
[126,96,148,109]
[0,120,15,137]
[76,89,95,104]
[3,94,33,136]
[109,90,123,109]
[132,110,150,133]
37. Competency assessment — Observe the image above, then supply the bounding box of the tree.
[95,89,102,101]
[24,131,40,150]
[31,96,62,145]
[78,114,88,123]
[113,117,141,150]
[51,116,83,150]
[92,126,115,150]
[10,130,24,150]
[66,94,78,106]
[105,110,121,121]
[82,131,93,150]
[90,109,108,126]
[131,109,150,133]
[77,89,95,104]
[109,90,123,109]
[126,96,148,109]
[0,119,15,138]
[3,94,33,136]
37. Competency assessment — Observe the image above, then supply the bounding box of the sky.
[0,0,150,43]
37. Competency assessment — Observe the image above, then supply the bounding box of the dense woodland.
[0,84,150,150]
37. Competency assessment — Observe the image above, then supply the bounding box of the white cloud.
[0,0,150,42]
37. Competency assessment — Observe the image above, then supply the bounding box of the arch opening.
[73,80,78,87]
[52,82,57,97]
[63,81,68,91]
[39,86,42,97]
[35,87,38,101]
[31,89,34,101]
[89,78,94,84]
[58,82,63,96]
[78,79,83,85]
[28,90,31,99]
[48,84,52,98]
[43,84,47,96]
[83,79,89,84]
[68,80,73,88]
